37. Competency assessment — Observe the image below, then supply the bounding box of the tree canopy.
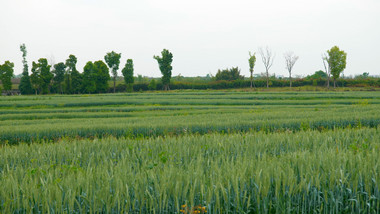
[327,46,347,88]
[154,49,173,90]
[104,51,121,93]
[121,59,134,92]
[248,52,256,88]
[19,44,33,94]
[65,55,82,94]
[308,70,327,79]
[93,60,110,93]
[215,67,244,81]
[82,61,96,94]
[0,61,14,91]
[31,58,52,94]
[52,62,66,94]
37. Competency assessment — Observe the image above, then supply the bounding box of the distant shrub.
[114,78,380,92]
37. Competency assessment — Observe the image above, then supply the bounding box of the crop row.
[1,114,379,145]
[1,91,379,108]
[1,128,379,213]
[1,100,379,144]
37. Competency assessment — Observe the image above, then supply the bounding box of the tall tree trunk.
[327,75,330,89]
[250,73,253,89]
[113,77,116,93]
[290,76,292,88]
[334,78,336,88]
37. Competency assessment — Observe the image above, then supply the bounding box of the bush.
[113,78,380,92]
[148,79,157,90]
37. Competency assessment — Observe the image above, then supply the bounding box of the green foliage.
[65,54,77,72]
[0,128,379,213]
[328,46,347,87]
[63,73,71,94]
[52,62,66,94]
[1,91,380,144]
[70,70,82,94]
[356,72,370,79]
[248,52,256,73]
[81,61,110,94]
[154,49,173,90]
[121,59,134,92]
[19,44,28,73]
[136,74,144,83]
[82,61,96,94]
[215,67,244,81]
[65,55,82,94]
[31,58,53,94]
[104,51,121,93]
[307,70,327,79]
[0,91,380,213]
[93,60,110,93]
[148,79,157,90]
[248,52,256,88]
[0,61,14,91]
[19,44,33,94]
[19,72,33,95]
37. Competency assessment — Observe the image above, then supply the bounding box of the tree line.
[14,45,173,95]
[0,44,351,94]
[208,46,346,89]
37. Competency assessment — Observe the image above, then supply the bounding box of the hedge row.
[113,78,380,92]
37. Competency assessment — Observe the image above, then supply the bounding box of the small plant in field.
[180,204,207,214]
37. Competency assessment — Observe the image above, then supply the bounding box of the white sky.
[1,0,380,77]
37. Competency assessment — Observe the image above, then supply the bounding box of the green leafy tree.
[121,59,134,92]
[361,72,369,78]
[71,70,82,94]
[30,62,42,95]
[65,55,81,94]
[52,62,66,94]
[0,61,14,92]
[154,49,173,90]
[19,44,33,94]
[327,46,347,88]
[93,60,110,93]
[104,51,121,93]
[308,70,327,79]
[31,58,52,94]
[356,72,370,79]
[215,67,244,81]
[248,52,256,88]
[82,61,96,94]
[148,79,157,90]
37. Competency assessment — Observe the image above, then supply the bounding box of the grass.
[0,90,379,213]
[1,91,380,144]
[1,128,379,213]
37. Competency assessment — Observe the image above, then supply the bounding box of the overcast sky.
[1,0,379,78]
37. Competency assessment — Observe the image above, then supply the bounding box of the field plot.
[1,91,380,144]
[0,91,380,213]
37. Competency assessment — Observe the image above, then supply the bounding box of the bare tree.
[259,47,275,88]
[48,54,56,66]
[322,54,330,88]
[284,52,299,88]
